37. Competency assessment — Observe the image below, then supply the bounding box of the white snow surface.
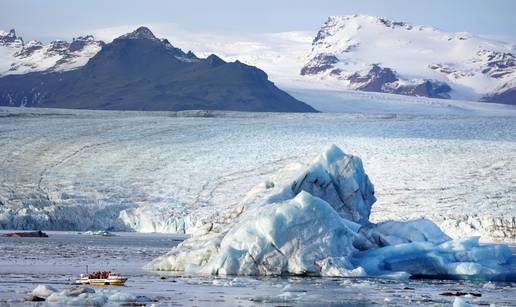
[0,107,515,244]
[147,145,515,280]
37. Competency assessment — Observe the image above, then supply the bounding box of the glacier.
[1,108,515,243]
[147,145,515,281]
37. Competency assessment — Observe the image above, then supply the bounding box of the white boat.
[75,271,127,286]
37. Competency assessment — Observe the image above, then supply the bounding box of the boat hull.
[75,278,127,286]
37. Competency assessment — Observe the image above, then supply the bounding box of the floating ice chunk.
[80,230,117,237]
[354,237,514,281]
[31,284,146,306]
[66,286,95,297]
[105,290,138,302]
[453,297,473,307]
[46,290,108,306]
[317,257,367,277]
[32,284,57,299]
[212,277,254,287]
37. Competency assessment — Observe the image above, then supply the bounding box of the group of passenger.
[88,271,111,279]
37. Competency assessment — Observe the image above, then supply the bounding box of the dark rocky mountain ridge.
[0,27,316,112]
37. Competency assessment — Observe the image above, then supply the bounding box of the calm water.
[0,231,514,306]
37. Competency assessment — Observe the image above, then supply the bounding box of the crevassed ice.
[119,204,198,234]
[147,145,515,281]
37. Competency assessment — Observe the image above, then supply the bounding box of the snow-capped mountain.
[1,16,516,108]
[300,15,516,104]
[0,29,104,75]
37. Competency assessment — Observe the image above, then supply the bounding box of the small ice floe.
[147,145,515,282]
[24,284,151,305]
[25,284,57,301]
[212,277,254,287]
[482,282,496,290]
[79,230,117,237]
[453,297,473,307]
[250,291,306,304]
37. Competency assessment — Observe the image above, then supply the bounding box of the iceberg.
[147,145,516,281]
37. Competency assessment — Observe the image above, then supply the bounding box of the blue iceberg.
[147,145,515,281]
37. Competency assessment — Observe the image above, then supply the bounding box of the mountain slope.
[0,27,316,112]
[299,15,516,104]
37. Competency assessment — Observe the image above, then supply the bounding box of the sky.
[1,0,515,42]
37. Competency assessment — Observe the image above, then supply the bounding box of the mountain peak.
[73,35,95,42]
[326,15,406,28]
[322,15,437,34]
[206,54,225,66]
[0,28,17,38]
[6,29,16,38]
[0,28,23,47]
[119,26,158,40]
